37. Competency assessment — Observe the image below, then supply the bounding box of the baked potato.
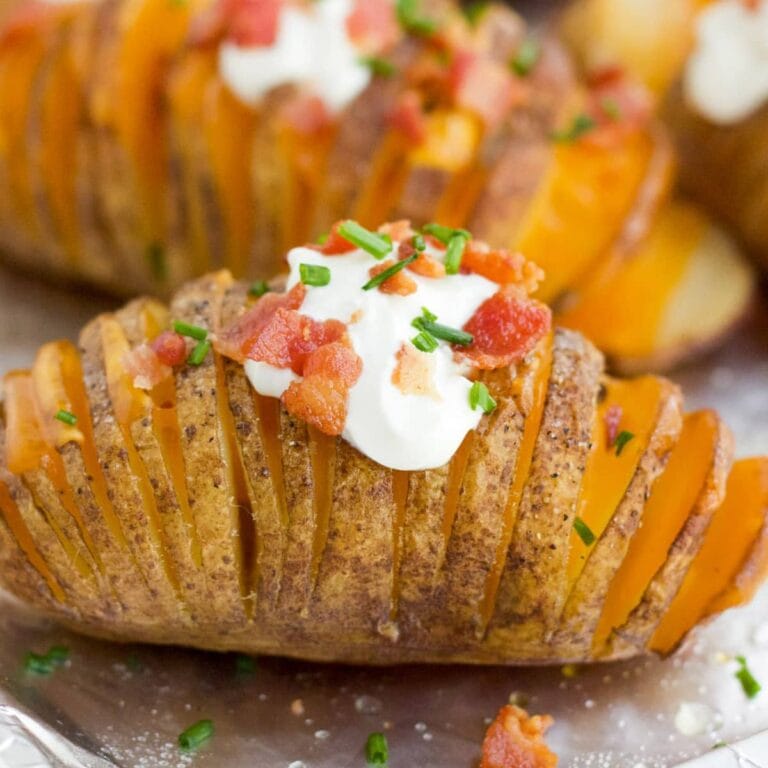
[0,220,765,664]
[0,0,755,372]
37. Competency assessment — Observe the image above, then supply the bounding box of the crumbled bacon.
[369,259,417,295]
[379,220,416,242]
[390,90,428,144]
[311,222,357,255]
[480,705,558,768]
[604,404,623,448]
[462,242,543,293]
[283,341,362,435]
[281,94,331,135]
[448,50,526,129]
[392,343,437,398]
[346,0,400,53]
[151,331,188,368]
[460,289,551,370]
[188,0,281,48]
[402,245,446,278]
[215,282,306,362]
[123,344,172,391]
[244,308,346,374]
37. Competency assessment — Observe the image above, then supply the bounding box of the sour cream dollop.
[219,0,371,112]
[685,0,768,124]
[244,243,499,471]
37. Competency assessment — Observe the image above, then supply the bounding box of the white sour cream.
[219,0,371,112]
[244,242,499,471]
[685,0,768,124]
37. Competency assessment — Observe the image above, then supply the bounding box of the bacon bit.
[216,283,306,362]
[311,222,357,255]
[604,404,623,447]
[390,90,428,145]
[460,290,551,370]
[346,0,400,53]
[188,0,281,48]
[480,705,558,768]
[245,309,346,374]
[399,242,446,278]
[379,220,416,242]
[448,50,526,129]
[123,344,172,391]
[462,242,544,293]
[392,343,438,398]
[150,331,188,368]
[283,341,362,435]
[281,94,331,135]
[369,259,418,295]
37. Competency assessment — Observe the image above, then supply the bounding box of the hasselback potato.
[1,222,766,664]
[0,0,754,371]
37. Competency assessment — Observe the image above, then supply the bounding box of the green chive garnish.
[412,234,426,251]
[235,654,256,675]
[316,232,329,245]
[173,321,208,341]
[24,645,69,675]
[469,381,496,414]
[412,332,439,353]
[248,280,270,298]
[511,38,540,77]
[602,97,622,120]
[552,113,596,143]
[418,320,473,346]
[462,0,489,26]
[422,223,471,245]
[337,220,392,260]
[614,430,635,456]
[573,517,595,547]
[444,232,468,275]
[146,242,167,282]
[396,0,437,36]
[55,409,77,426]
[362,254,417,291]
[360,56,397,77]
[178,719,214,751]
[736,655,761,699]
[365,732,389,765]
[187,339,211,366]
[299,263,331,287]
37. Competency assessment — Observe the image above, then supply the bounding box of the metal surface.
[0,265,768,767]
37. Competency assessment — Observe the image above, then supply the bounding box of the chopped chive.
[420,306,437,322]
[469,381,496,414]
[412,234,426,251]
[412,331,439,353]
[602,96,622,120]
[316,232,329,245]
[55,409,77,426]
[146,241,167,282]
[338,220,393,260]
[573,517,595,547]
[24,645,69,675]
[359,55,397,77]
[551,113,596,143]
[299,263,331,287]
[396,0,437,36]
[422,223,471,245]
[444,232,469,275]
[614,430,635,456]
[178,719,214,751]
[365,732,389,765]
[248,280,270,298]
[173,321,208,341]
[418,320,473,346]
[736,655,761,699]
[511,38,540,77]
[363,254,417,291]
[235,654,256,675]
[462,0,489,25]
[187,339,211,366]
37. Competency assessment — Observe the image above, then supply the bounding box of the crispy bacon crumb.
[392,343,438,398]
[123,344,172,391]
[461,290,551,370]
[462,242,543,293]
[399,242,446,278]
[379,220,416,241]
[369,259,417,295]
[313,222,357,256]
[151,331,188,368]
[604,404,623,447]
[480,705,558,768]
[390,90,428,144]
